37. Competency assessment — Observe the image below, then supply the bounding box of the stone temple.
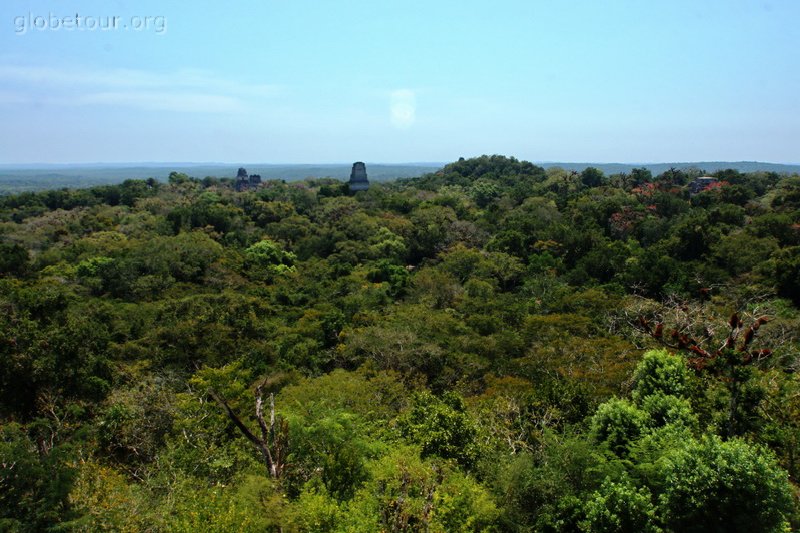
[235,167,261,191]
[348,162,369,192]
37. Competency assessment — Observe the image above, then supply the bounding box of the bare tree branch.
[209,385,289,482]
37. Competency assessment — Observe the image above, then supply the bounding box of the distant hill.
[1,160,798,194]
[0,163,442,194]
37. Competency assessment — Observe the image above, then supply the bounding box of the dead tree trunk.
[209,387,288,481]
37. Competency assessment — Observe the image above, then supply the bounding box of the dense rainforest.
[1,155,800,532]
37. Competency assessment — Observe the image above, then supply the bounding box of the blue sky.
[1,0,798,164]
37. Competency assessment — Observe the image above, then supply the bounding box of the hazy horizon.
[2,158,800,168]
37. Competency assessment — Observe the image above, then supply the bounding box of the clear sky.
[1,0,798,164]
